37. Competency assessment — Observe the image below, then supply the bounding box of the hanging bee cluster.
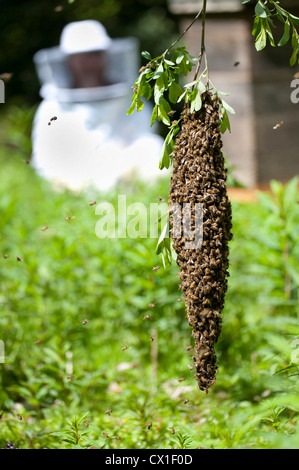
[168,91,233,393]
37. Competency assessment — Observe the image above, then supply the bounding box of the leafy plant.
[243,0,299,65]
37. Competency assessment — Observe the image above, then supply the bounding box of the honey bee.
[16,256,22,262]
[89,201,96,206]
[102,432,108,438]
[122,346,128,351]
[82,319,88,325]
[273,121,283,130]
[105,409,112,415]
[17,414,22,421]
[152,266,160,272]
[178,377,185,383]
[183,399,190,404]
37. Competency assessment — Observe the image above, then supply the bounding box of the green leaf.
[220,109,231,133]
[159,140,170,170]
[153,63,164,79]
[288,13,299,27]
[264,19,275,47]
[197,81,206,93]
[278,19,291,47]
[164,59,175,66]
[190,88,202,113]
[169,81,183,104]
[255,1,268,19]
[156,219,170,254]
[176,52,185,64]
[127,94,137,115]
[255,26,267,51]
[290,28,299,66]
[141,51,151,60]
[150,104,158,127]
[157,97,171,125]
[290,45,299,67]
[252,16,262,37]
[222,99,235,115]
[177,90,187,103]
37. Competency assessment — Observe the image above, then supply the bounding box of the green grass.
[0,109,298,449]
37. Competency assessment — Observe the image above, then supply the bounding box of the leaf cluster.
[244,0,299,66]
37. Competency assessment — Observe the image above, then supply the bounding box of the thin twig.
[193,0,208,82]
[164,9,204,56]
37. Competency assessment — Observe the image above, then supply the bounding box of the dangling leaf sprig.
[127,4,235,265]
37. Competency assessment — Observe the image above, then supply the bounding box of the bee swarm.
[169,92,233,393]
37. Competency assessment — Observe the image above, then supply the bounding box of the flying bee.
[16,256,22,262]
[50,116,57,121]
[273,121,283,130]
[17,414,22,421]
[105,409,112,415]
[122,346,128,351]
[24,159,30,164]
[143,314,151,320]
[41,226,48,231]
[148,303,155,308]
[2,254,8,259]
[150,336,155,342]
[183,399,190,405]
[65,216,75,221]
[102,432,108,438]
[178,377,185,383]
[145,422,152,430]
[34,340,41,345]
[82,319,88,325]
[89,201,96,206]
[152,266,160,272]
[186,346,192,351]
[67,375,74,381]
